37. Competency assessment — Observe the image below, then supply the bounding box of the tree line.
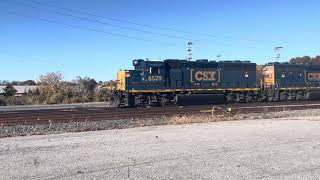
[0,72,112,106]
[0,80,37,86]
[289,55,320,65]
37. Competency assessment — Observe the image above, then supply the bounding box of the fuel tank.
[175,94,225,106]
[307,91,320,100]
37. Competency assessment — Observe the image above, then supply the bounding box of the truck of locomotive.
[113,59,320,107]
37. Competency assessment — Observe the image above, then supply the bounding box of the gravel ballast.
[1,108,320,138]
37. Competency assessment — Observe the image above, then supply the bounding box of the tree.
[38,72,64,104]
[10,81,20,85]
[23,80,36,85]
[0,80,9,85]
[289,56,311,64]
[289,55,320,65]
[0,96,5,106]
[312,56,320,64]
[3,84,17,96]
[94,88,110,102]
[39,72,63,85]
[76,77,97,101]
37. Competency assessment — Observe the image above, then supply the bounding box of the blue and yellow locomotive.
[114,59,258,106]
[262,62,320,101]
[113,58,320,107]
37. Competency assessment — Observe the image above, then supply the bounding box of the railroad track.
[1,101,320,127]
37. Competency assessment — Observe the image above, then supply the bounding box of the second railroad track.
[1,100,320,127]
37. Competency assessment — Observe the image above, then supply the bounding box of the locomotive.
[112,59,320,107]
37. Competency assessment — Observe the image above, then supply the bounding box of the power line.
[0,49,53,65]
[0,49,85,67]
[21,0,282,45]
[1,9,181,48]
[0,49,118,67]
[22,0,194,35]
[1,0,277,62]
[2,0,272,51]
[3,1,264,50]
[8,0,193,41]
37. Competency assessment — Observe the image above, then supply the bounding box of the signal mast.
[274,46,283,62]
[187,41,193,61]
[216,54,221,61]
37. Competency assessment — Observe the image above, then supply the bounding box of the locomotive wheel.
[279,92,286,101]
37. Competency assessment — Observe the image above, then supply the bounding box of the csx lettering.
[195,71,215,81]
[148,76,162,81]
[308,73,320,81]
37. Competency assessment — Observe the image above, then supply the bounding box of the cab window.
[150,67,160,74]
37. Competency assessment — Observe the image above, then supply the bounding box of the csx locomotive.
[113,59,320,107]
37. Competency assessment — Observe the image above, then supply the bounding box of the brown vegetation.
[289,55,320,65]
[0,72,113,106]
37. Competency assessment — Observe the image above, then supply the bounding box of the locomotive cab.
[114,59,167,106]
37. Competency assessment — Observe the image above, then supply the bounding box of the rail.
[1,101,320,127]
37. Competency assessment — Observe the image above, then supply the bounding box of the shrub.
[3,84,17,96]
[94,88,110,102]
[0,96,6,106]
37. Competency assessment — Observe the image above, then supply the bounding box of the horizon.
[1,0,320,81]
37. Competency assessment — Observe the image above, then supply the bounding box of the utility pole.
[187,41,193,61]
[216,54,221,61]
[274,47,283,62]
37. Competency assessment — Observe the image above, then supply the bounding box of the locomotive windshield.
[150,67,160,74]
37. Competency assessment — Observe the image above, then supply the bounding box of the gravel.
[0,117,169,138]
[2,108,320,138]
[1,114,320,179]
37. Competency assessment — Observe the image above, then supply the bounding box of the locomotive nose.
[116,70,130,91]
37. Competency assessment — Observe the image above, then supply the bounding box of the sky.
[0,0,320,81]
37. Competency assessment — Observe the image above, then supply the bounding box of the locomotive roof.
[132,59,255,69]
[134,59,253,63]
[267,63,320,70]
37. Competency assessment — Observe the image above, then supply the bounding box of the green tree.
[23,80,36,85]
[3,84,17,96]
[76,77,97,101]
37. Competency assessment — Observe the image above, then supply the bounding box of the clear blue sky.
[1,0,319,81]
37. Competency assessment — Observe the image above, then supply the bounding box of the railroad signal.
[216,54,221,61]
[274,47,283,62]
[187,41,193,61]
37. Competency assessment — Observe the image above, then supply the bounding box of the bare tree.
[38,72,64,104]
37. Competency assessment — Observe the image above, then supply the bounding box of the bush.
[0,73,112,106]
[0,96,6,106]
[4,84,17,96]
[2,96,34,106]
[94,88,110,102]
